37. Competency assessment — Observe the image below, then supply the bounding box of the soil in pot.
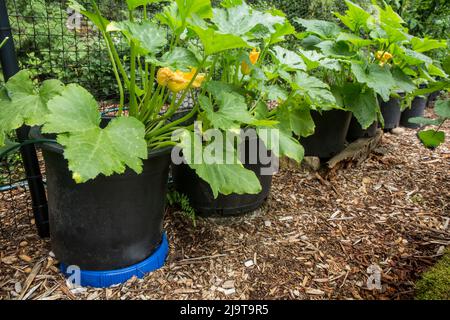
[299,109,352,159]
[172,135,274,216]
[347,116,378,142]
[30,127,172,271]
[379,95,402,130]
[400,96,427,129]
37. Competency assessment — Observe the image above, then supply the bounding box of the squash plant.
[294,0,448,129]
[168,0,320,197]
[0,0,312,198]
[0,0,212,184]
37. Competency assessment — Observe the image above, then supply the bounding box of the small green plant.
[410,97,449,148]
[167,189,197,226]
[415,250,450,300]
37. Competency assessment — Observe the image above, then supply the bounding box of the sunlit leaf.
[418,130,445,148]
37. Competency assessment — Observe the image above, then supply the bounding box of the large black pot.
[30,128,171,271]
[379,96,402,130]
[346,116,378,142]
[299,109,352,158]
[172,136,274,216]
[427,91,441,108]
[400,96,427,129]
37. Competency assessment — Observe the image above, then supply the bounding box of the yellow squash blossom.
[157,67,205,93]
[241,48,260,75]
[375,51,393,66]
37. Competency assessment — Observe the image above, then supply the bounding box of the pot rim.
[29,126,173,159]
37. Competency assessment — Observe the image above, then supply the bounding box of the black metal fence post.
[0,0,49,238]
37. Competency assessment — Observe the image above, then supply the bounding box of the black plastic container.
[427,90,441,108]
[379,96,402,130]
[172,137,274,216]
[30,127,171,271]
[299,109,352,158]
[400,96,427,129]
[346,117,378,142]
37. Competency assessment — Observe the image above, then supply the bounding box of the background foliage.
[4,0,450,100]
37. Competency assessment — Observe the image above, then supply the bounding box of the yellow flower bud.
[375,51,393,66]
[241,48,260,75]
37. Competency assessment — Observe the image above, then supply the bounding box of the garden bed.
[0,110,449,300]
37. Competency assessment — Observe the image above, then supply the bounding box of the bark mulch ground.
[0,110,449,300]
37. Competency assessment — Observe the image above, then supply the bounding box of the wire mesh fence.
[6,0,130,100]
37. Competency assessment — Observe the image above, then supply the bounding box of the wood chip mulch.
[0,109,449,300]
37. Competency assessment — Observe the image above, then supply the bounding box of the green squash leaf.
[295,18,341,39]
[200,92,254,130]
[408,117,442,126]
[336,33,372,47]
[57,116,147,183]
[174,130,261,197]
[277,102,315,138]
[418,130,445,149]
[107,20,167,56]
[126,0,162,10]
[153,47,200,71]
[258,127,304,163]
[411,37,447,53]
[0,70,64,146]
[373,3,405,29]
[271,46,307,72]
[176,0,213,20]
[292,72,336,108]
[435,99,450,119]
[316,40,355,57]
[190,26,250,55]
[44,84,147,182]
[428,64,448,78]
[351,62,395,102]
[334,0,370,33]
[43,84,100,134]
[265,20,296,45]
[392,68,416,94]
[341,83,379,129]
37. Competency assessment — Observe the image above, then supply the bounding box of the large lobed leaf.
[295,18,341,39]
[271,46,307,72]
[334,0,370,33]
[340,83,380,129]
[107,20,167,56]
[257,127,304,163]
[44,85,147,183]
[174,130,262,198]
[292,72,336,108]
[351,62,395,102]
[199,92,254,130]
[0,70,64,146]
[189,26,250,55]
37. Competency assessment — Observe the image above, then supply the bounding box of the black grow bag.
[172,136,274,216]
[299,109,352,158]
[379,96,402,130]
[346,116,378,142]
[30,127,172,271]
[400,96,427,129]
